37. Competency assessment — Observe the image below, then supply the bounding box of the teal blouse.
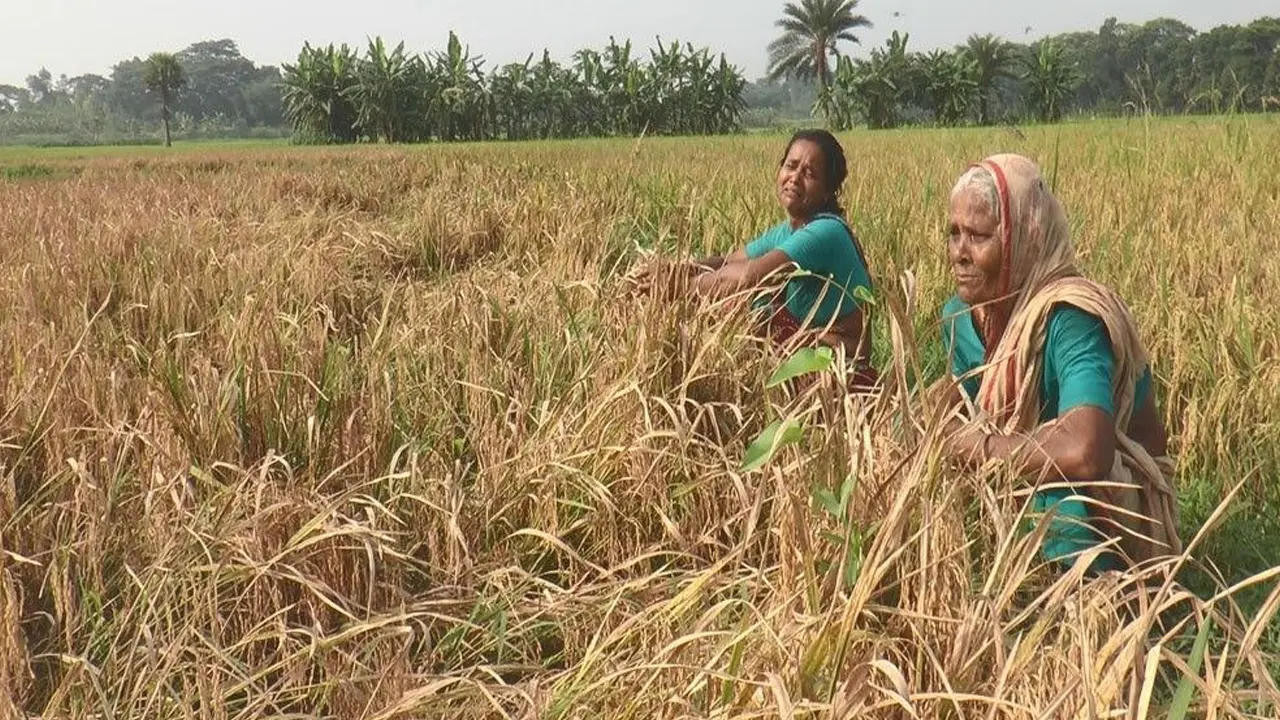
[941,296,1155,574]
[744,213,872,327]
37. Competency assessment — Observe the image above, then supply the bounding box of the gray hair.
[950,165,1000,221]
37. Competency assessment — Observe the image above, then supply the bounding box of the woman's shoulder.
[1045,303,1106,337]
[804,212,854,238]
[745,220,793,256]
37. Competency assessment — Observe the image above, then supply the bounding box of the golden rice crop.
[1,117,1278,718]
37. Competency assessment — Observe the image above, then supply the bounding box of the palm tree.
[766,0,873,97]
[963,34,1016,125]
[142,52,186,146]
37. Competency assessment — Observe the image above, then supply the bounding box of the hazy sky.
[2,0,1273,87]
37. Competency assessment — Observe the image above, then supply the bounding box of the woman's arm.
[695,248,749,271]
[693,249,795,299]
[625,248,747,298]
[946,406,1117,483]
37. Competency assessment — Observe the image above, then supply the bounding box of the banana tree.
[528,51,574,139]
[712,55,748,133]
[429,31,488,141]
[281,43,360,142]
[279,33,748,143]
[1023,40,1081,123]
[572,48,607,135]
[349,37,418,143]
[918,49,978,126]
[831,31,911,130]
[600,37,639,134]
[489,57,533,140]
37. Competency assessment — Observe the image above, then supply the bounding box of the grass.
[0,163,65,182]
[1,115,1278,718]
[0,137,291,162]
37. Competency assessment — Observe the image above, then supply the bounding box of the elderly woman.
[633,129,877,388]
[938,153,1180,574]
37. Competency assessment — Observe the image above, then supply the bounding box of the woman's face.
[777,139,830,220]
[948,185,1004,306]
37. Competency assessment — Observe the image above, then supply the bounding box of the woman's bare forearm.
[948,406,1118,484]
[696,248,749,271]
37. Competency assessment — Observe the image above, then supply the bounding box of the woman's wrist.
[695,255,725,271]
[981,433,996,463]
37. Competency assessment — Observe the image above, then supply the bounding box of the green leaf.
[838,473,857,509]
[852,284,876,305]
[1168,615,1214,720]
[842,530,864,589]
[767,346,834,388]
[812,488,842,518]
[819,531,846,547]
[741,419,805,472]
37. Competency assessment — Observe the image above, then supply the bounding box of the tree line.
[1,4,1278,146]
[0,40,285,146]
[279,32,747,143]
[763,0,1280,129]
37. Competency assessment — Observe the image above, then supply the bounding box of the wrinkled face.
[947,186,1004,305]
[777,139,831,220]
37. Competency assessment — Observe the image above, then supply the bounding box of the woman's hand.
[943,422,991,468]
[622,261,657,296]
[693,249,795,300]
[623,257,708,299]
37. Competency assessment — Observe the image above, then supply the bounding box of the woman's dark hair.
[780,128,848,217]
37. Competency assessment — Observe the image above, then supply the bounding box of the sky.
[1,0,1273,88]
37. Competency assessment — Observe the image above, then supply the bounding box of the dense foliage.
[0,13,1277,144]
[280,33,748,143]
[807,16,1280,129]
[0,40,285,145]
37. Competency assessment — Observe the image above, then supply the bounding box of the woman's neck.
[973,298,1014,352]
